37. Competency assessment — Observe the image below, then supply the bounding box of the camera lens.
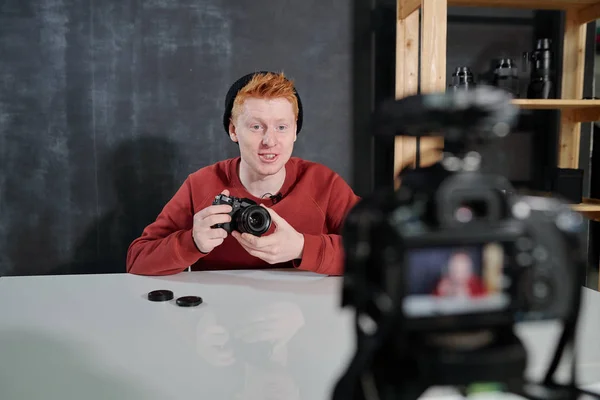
[237,206,271,236]
[250,213,264,227]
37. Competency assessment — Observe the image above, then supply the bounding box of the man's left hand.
[232,205,304,264]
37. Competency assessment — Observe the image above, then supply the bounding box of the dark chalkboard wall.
[0,0,352,275]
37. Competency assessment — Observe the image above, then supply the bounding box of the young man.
[126,71,360,276]
[434,250,486,298]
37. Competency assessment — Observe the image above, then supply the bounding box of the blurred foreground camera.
[212,194,271,236]
[332,86,594,400]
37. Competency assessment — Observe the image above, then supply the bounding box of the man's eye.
[278,125,287,131]
[251,125,261,130]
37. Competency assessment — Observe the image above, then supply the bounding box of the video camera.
[332,86,596,400]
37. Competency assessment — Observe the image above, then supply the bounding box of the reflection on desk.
[0,270,600,400]
[0,270,353,400]
[195,301,305,399]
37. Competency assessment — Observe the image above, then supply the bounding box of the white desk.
[1,270,600,400]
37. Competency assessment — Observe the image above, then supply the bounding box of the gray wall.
[0,0,352,275]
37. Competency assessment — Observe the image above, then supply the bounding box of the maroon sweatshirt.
[126,157,361,276]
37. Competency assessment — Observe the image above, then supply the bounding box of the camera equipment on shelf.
[211,194,271,236]
[493,58,519,97]
[449,67,476,92]
[332,86,597,400]
[527,38,554,99]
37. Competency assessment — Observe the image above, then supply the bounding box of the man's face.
[448,253,474,284]
[229,97,297,178]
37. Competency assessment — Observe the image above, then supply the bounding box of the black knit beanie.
[222,71,303,135]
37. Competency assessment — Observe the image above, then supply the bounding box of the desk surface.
[1,270,600,400]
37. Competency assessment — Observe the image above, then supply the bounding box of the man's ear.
[229,120,238,143]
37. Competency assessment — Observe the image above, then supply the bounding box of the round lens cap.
[176,296,203,307]
[148,290,174,302]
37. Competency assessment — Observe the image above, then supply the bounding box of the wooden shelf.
[512,99,600,109]
[394,0,600,287]
[398,0,600,24]
[522,196,600,220]
[511,99,600,122]
[394,0,599,170]
[572,198,600,222]
[572,198,600,212]
[447,0,599,10]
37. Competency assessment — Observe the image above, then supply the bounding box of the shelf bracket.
[398,0,420,20]
[573,108,600,122]
[576,1,600,26]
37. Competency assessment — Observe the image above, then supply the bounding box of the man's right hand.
[192,189,232,254]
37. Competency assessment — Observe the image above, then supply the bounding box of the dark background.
[0,0,352,275]
[0,1,597,282]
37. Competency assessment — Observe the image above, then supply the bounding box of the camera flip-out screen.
[403,243,510,317]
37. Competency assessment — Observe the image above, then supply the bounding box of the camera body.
[341,167,585,334]
[212,194,271,236]
[339,88,587,338]
[339,87,586,336]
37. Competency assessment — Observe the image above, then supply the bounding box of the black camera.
[211,194,271,236]
[332,87,592,400]
[343,173,583,333]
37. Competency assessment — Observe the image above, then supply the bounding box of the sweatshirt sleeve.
[293,175,360,276]
[126,177,207,276]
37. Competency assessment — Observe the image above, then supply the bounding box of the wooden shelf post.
[558,8,588,169]
[394,0,447,179]
[419,0,447,166]
[394,5,420,180]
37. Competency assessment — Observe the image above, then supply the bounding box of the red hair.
[231,72,299,122]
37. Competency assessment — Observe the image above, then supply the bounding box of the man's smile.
[259,153,279,163]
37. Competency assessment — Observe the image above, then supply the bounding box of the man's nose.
[262,128,277,146]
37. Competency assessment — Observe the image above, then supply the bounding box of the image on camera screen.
[402,243,510,317]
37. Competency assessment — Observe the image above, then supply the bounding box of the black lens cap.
[176,296,203,307]
[148,290,174,302]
